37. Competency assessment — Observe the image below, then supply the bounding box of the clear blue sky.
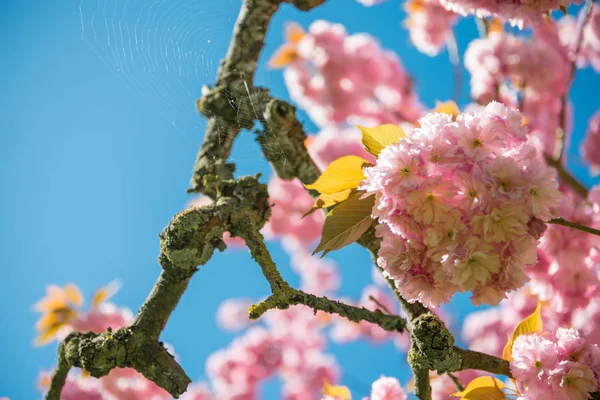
[0,0,598,398]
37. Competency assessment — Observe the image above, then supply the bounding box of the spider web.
[78,0,280,171]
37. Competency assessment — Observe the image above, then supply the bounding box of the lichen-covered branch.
[258,98,321,185]
[243,229,408,333]
[190,0,326,196]
[410,367,431,400]
[45,177,271,399]
[45,341,71,400]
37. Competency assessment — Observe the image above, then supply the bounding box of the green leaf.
[356,124,406,157]
[502,301,543,362]
[303,189,356,217]
[305,156,370,195]
[451,376,507,400]
[313,192,375,256]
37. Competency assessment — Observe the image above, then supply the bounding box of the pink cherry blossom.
[404,0,457,57]
[277,20,423,128]
[263,177,324,249]
[306,126,375,170]
[559,4,600,73]
[369,376,407,400]
[510,328,600,399]
[581,110,600,173]
[362,102,560,307]
[439,0,581,25]
[216,298,254,332]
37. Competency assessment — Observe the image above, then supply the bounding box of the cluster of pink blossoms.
[559,3,600,73]
[263,177,325,249]
[464,24,572,157]
[531,189,600,313]
[403,0,458,57]
[207,306,339,400]
[274,21,423,128]
[511,328,600,399]
[439,0,580,25]
[361,102,561,307]
[582,110,600,173]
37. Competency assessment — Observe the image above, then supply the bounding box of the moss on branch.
[46,177,270,399]
[243,229,408,333]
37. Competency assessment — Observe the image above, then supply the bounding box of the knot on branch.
[57,329,190,398]
[162,176,270,275]
[189,161,236,197]
[196,85,253,130]
[66,330,132,377]
[409,312,461,373]
[259,98,320,184]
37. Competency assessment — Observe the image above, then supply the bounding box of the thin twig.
[369,295,393,315]
[446,30,462,103]
[447,372,464,392]
[242,229,408,332]
[548,217,600,236]
[545,155,589,198]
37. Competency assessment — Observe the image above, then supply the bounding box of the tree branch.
[548,217,600,236]
[447,372,464,392]
[243,229,408,333]
[190,0,326,196]
[451,347,511,377]
[45,341,71,400]
[545,155,589,198]
[45,177,271,399]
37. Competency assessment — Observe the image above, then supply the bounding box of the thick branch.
[452,347,511,377]
[45,341,71,400]
[190,0,281,195]
[46,177,270,399]
[411,367,431,400]
[190,0,327,195]
[243,229,408,333]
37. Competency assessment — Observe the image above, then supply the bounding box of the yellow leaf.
[305,156,370,194]
[488,18,504,34]
[451,376,506,399]
[323,379,351,399]
[303,189,356,217]
[559,5,568,16]
[433,100,460,119]
[285,22,305,44]
[268,44,300,68]
[91,280,121,309]
[356,124,406,158]
[503,301,543,361]
[502,333,513,362]
[34,323,63,347]
[313,192,375,256]
[63,283,83,308]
